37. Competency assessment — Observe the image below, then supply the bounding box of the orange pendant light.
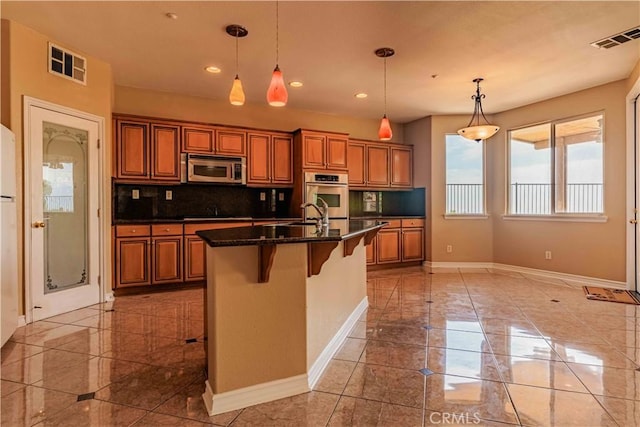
[267,0,288,107]
[267,65,287,107]
[378,114,392,141]
[375,47,394,141]
[229,75,245,106]
[226,24,248,106]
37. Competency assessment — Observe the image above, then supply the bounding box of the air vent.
[591,26,640,49]
[48,42,86,84]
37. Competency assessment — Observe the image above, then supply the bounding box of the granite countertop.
[349,215,425,219]
[113,217,302,225]
[197,219,387,247]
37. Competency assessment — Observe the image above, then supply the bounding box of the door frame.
[626,77,640,292]
[23,96,107,323]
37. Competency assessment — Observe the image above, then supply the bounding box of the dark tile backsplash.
[113,183,292,221]
[349,188,425,217]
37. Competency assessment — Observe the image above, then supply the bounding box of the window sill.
[444,214,489,220]
[502,214,608,223]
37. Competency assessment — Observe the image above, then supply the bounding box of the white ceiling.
[2,1,640,123]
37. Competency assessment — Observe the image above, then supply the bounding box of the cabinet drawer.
[383,220,402,229]
[116,225,151,237]
[401,218,424,228]
[151,224,183,236]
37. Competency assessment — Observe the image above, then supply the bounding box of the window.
[508,113,603,215]
[48,42,87,85]
[445,134,484,215]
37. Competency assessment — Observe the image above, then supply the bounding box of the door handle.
[33,221,46,228]
[630,219,638,224]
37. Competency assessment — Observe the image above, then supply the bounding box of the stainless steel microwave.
[180,153,246,184]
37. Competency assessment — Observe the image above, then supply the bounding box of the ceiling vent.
[48,42,86,85]
[591,26,640,49]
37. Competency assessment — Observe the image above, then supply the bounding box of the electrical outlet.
[165,190,172,200]
[545,250,552,260]
[446,245,453,253]
[132,189,139,200]
[260,192,266,201]
[278,192,284,201]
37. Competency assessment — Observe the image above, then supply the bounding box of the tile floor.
[2,267,640,426]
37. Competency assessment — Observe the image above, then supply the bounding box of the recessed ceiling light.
[205,66,221,74]
[354,93,368,99]
[288,81,303,88]
[165,12,178,20]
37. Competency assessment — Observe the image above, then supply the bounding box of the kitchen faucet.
[301,197,329,226]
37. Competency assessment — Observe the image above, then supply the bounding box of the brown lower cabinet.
[182,222,249,283]
[366,218,424,267]
[115,224,183,288]
[114,221,256,289]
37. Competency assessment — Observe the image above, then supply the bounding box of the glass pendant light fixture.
[375,47,394,141]
[267,0,288,107]
[226,24,248,106]
[457,78,500,142]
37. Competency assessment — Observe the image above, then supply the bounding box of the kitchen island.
[196,219,385,415]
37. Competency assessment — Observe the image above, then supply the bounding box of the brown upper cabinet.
[116,119,148,179]
[115,118,180,181]
[182,125,214,153]
[348,139,413,189]
[391,146,413,187]
[247,132,293,186]
[347,142,366,186]
[216,128,246,156]
[151,124,181,181]
[296,130,348,171]
[182,125,246,156]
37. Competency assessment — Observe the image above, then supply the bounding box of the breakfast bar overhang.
[196,220,386,415]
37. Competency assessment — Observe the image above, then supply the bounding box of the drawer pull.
[165,228,170,232]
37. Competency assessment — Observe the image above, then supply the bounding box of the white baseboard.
[307,296,368,389]
[17,315,26,327]
[423,261,626,290]
[424,261,494,269]
[202,374,309,416]
[104,292,115,302]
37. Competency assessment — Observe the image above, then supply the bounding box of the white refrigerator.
[1,124,18,347]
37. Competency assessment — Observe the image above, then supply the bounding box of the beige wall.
[114,85,404,143]
[404,115,494,263]
[403,117,431,260]
[627,58,640,94]
[1,19,113,315]
[491,80,627,281]
[306,241,366,368]
[404,80,628,281]
[206,244,307,392]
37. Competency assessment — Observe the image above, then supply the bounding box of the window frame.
[444,133,488,218]
[505,111,606,220]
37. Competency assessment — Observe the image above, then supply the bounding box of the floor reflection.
[2,267,638,426]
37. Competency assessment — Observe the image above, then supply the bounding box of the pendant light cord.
[383,57,387,115]
[275,0,279,66]
[235,32,239,77]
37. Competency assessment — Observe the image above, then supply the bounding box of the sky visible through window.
[446,135,482,185]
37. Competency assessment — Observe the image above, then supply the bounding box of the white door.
[26,101,101,321]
